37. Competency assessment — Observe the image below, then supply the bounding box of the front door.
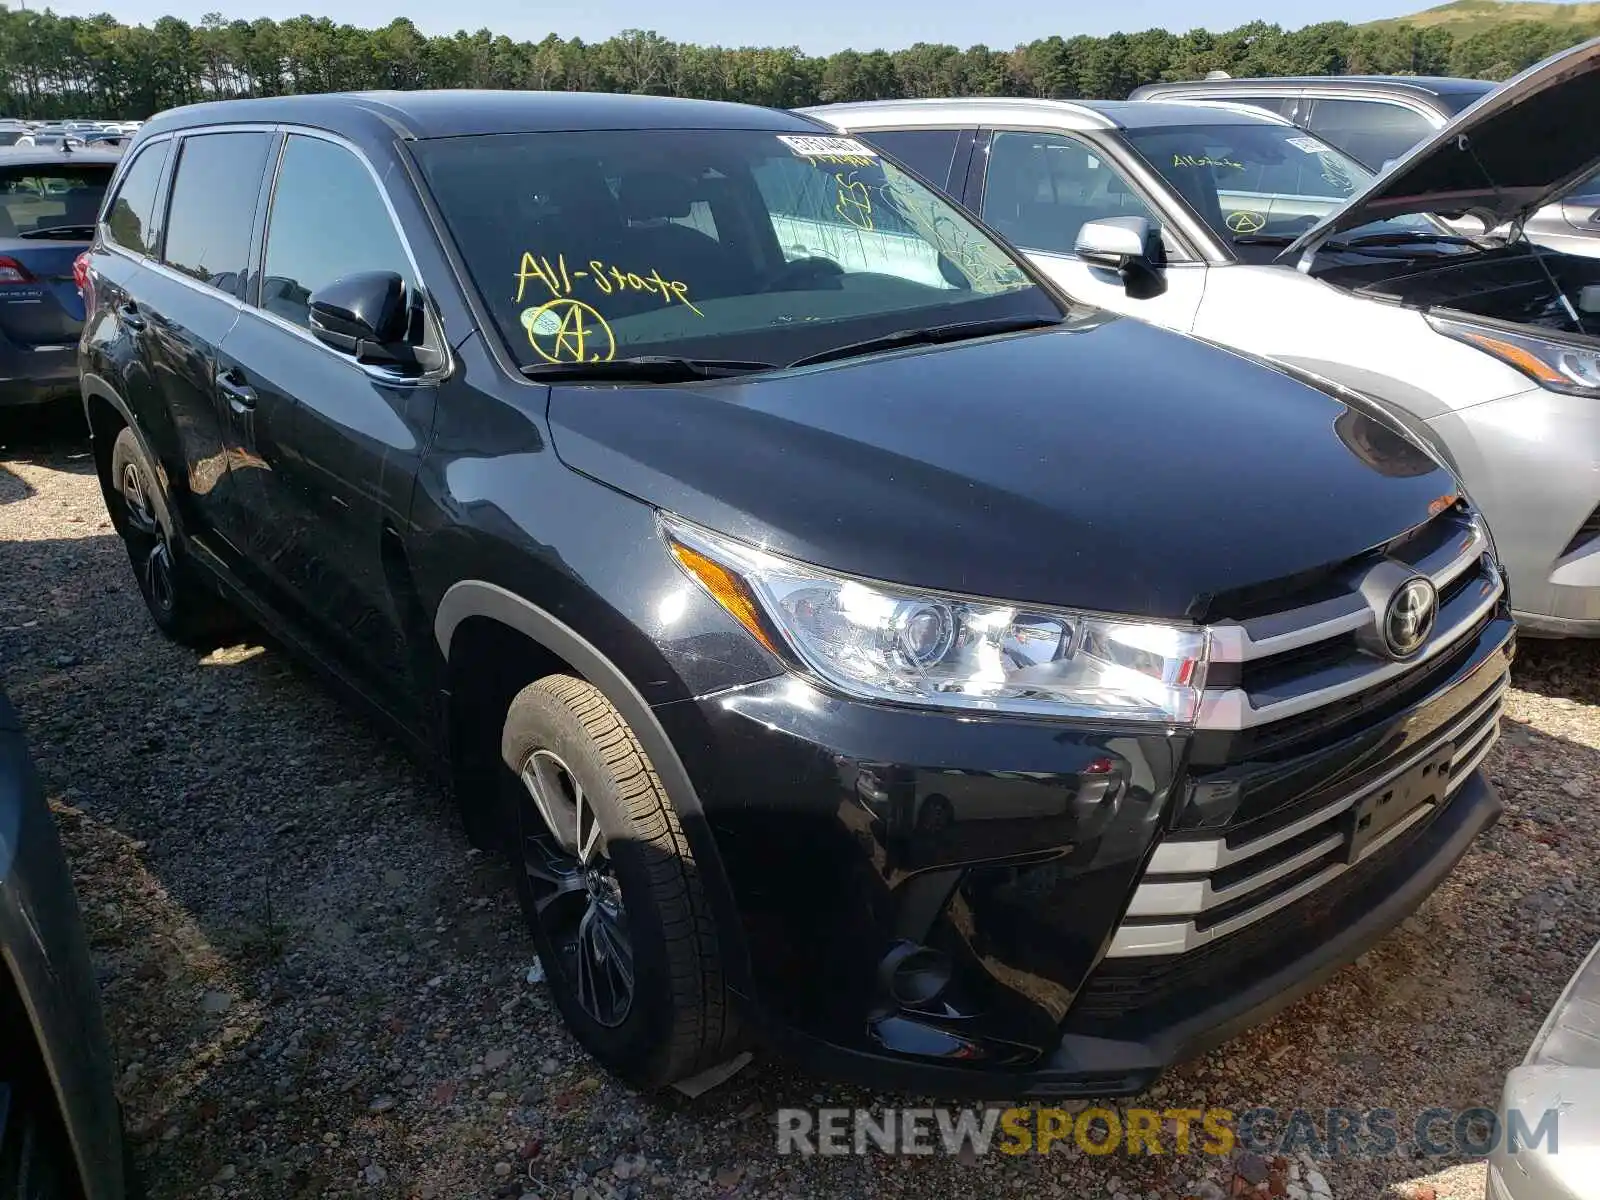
[972,128,1207,333]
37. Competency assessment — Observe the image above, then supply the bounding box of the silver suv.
[804,37,1600,639]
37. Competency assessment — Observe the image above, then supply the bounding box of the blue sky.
[31,0,1478,56]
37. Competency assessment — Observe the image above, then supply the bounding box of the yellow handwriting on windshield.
[514,251,703,316]
[1172,153,1244,171]
[520,298,617,363]
[834,173,875,231]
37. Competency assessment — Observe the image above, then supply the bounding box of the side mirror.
[1074,216,1167,299]
[309,270,409,350]
[307,270,443,372]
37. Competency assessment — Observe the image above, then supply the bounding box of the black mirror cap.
[308,270,408,350]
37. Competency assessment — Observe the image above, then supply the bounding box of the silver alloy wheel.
[119,460,175,614]
[518,748,634,1027]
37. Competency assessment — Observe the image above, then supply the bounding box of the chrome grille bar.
[1106,673,1505,958]
[1197,559,1502,732]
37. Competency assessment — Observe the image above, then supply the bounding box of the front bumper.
[1428,388,1600,637]
[667,616,1512,1098]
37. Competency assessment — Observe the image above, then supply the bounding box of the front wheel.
[500,674,740,1088]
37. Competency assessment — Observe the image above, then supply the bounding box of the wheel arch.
[79,373,186,544]
[434,580,752,997]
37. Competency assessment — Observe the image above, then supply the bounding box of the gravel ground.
[3,408,1597,1200]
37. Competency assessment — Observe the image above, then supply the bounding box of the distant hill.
[1366,0,1600,33]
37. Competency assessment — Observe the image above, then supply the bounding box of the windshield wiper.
[18,223,96,239]
[1230,233,1299,247]
[518,355,779,383]
[787,315,1063,369]
[1321,231,1481,252]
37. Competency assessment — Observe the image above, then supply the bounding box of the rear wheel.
[109,427,235,646]
[500,674,739,1088]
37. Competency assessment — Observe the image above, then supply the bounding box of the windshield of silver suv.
[412,128,1060,369]
[1119,123,1451,258]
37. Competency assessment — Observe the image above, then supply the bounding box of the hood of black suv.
[547,317,1457,620]
[1288,35,1600,257]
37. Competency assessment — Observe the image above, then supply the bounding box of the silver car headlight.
[1429,314,1600,396]
[660,514,1209,723]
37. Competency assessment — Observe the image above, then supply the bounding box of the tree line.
[1,6,1597,120]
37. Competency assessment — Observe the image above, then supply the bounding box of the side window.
[163,132,274,295]
[750,154,948,284]
[857,130,961,190]
[104,141,170,256]
[260,134,414,331]
[1304,99,1434,171]
[981,131,1165,258]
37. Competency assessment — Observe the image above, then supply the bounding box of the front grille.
[1107,670,1503,958]
[1070,801,1435,1028]
[1102,504,1510,964]
[1197,507,1502,735]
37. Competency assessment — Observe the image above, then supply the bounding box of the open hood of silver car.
[1286,36,1600,259]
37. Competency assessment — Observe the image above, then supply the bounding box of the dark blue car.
[0,146,121,407]
[0,681,125,1199]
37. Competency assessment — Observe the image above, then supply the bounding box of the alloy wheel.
[119,460,175,615]
[517,749,635,1027]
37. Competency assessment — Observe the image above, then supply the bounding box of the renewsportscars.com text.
[776,1105,1558,1159]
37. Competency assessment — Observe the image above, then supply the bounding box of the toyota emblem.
[1383,577,1437,659]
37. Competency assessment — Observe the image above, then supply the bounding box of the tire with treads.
[500,673,741,1088]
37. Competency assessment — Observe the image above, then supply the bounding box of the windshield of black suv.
[412,128,1060,368]
[1121,123,1454,261]
[0,162,111,235]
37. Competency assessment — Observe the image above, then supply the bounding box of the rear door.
[970,127,1208,331]
[216,130,443,706]
[0,157,115,358]
[139,129,275,553]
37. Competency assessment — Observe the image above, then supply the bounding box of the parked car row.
[5,37,1597,1200]
[0,119,142,152]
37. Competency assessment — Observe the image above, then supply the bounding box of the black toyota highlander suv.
[78,90,1514,1098]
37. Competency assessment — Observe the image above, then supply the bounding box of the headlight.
[660,514,1209,723]
[1429,314,1600,396]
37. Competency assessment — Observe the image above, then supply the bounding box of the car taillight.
[72,251,90,298]
[0,256,34,285]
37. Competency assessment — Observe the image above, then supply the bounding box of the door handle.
[217,369,257,413]
[116,301,146,331]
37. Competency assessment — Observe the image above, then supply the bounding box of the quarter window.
[981,131,1168,258]
[104,142,169,255]
[260,135,415,330]
[163,132,274,295]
